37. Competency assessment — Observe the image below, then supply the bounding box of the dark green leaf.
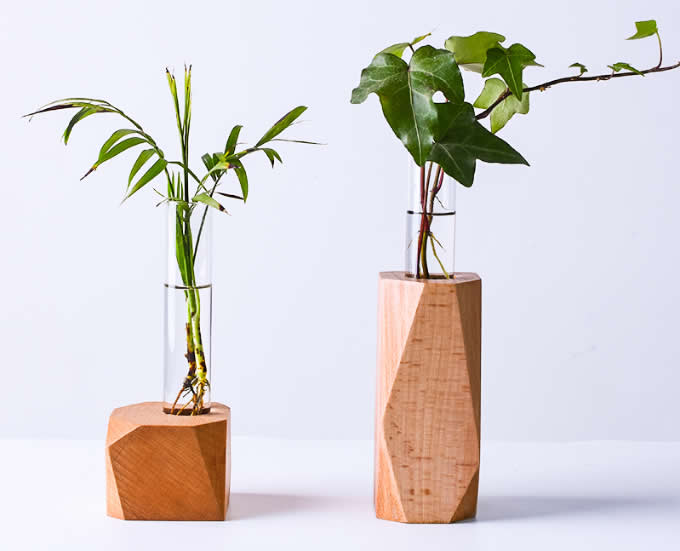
[201,153,215,172]
[216,191,244,201]
[193,192,228,213]
[444,31,506,72]
[482,44,538,100]
[128,149,156,188]
[256,106,307,147]
[473,78,529,133]
[627,20,658,40]
[608,62,644,76]
[224,124,243,154]
[350,46,464,165]
[125,158,167,200]
[428,102,528,187]
[569,62,588,76]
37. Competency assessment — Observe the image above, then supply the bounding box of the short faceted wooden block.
[106,402,231,521]
[375,272,481,523]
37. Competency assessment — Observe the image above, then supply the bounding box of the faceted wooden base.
[375,272,481,523]
[106,402,231,521]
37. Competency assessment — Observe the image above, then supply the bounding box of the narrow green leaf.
[260,147,282,167]
[627,20,658,40]
[482,44,538,100]
[224,124,243,154]
[569,62,588,76]
[193,192,228,213]
[444,32,506,72]
[229,160,249,201]
[608,62,644,76]
[256,106,307,147]
[128,149,156,188]
[201,153,215,172]
[216,191,244,201]
[473,78,529,133]
[125,158,167,200]
[63,106,101,144]
[98,129,140,160]
[81,137,147,180]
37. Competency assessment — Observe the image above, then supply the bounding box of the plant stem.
[476,60,680,121]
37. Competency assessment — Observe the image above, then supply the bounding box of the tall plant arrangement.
[351,20,679,278]
[27,66,313,415]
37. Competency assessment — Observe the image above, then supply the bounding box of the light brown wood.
[375,272,481,523]
[105,402,231,521]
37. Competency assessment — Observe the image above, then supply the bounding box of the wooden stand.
[375,272,481,523]
[106,402,231,521]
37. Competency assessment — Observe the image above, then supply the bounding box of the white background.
[1,0,678,442]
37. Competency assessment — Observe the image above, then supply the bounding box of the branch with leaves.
[26,66,316,414]
[350,19,679,278]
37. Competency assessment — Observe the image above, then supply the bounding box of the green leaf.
[125,158,167,200]
[229,160,249,201]
[128,149,156,188]
[350,45,464,165]
[379,32,432,58]
[444,31,506,72]
[428,102,528,187]
[98,129,141,160]
[224,124,243,154]
[62,106,102,144]
[569,62,588,76]
[260,147,282,167]
[256,106,307,147]
[482,44,538,100]
[473,78,529,133]
[608,62,644,76]
[193,192,227,213]
[627,20,658,40]
[81,137,147,179]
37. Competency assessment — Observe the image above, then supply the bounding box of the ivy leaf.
[380,32,432,58]
[569,62,588,76]
[428,102,528,187]
[482,44,538,100]
[473,78,529,133]
[350,45,464,165]
[444,31,506,73]
[627,20,658,40]
[608,62,644,76]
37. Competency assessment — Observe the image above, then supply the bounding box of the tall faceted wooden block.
[106,402,231,521]
[375,272,481,523]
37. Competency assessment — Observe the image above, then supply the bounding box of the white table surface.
[2,438,679,550]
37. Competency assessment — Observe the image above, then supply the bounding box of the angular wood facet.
[375,272,481,523]
[106,402,231,521]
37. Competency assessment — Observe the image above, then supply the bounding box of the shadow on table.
[228,493,368,520]
[478,495,677,522]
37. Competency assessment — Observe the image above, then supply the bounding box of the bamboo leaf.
[229,160,249,201]
[256,106,307,147]
[98,129,141,160]
[260,147,282,167]
[63,106,101,144]
[125,158,167,200]
[128,149,156,187]
[81,137,147,180]
[216,191,244,201]
[193,192,228,213]
[225,124,243,154]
